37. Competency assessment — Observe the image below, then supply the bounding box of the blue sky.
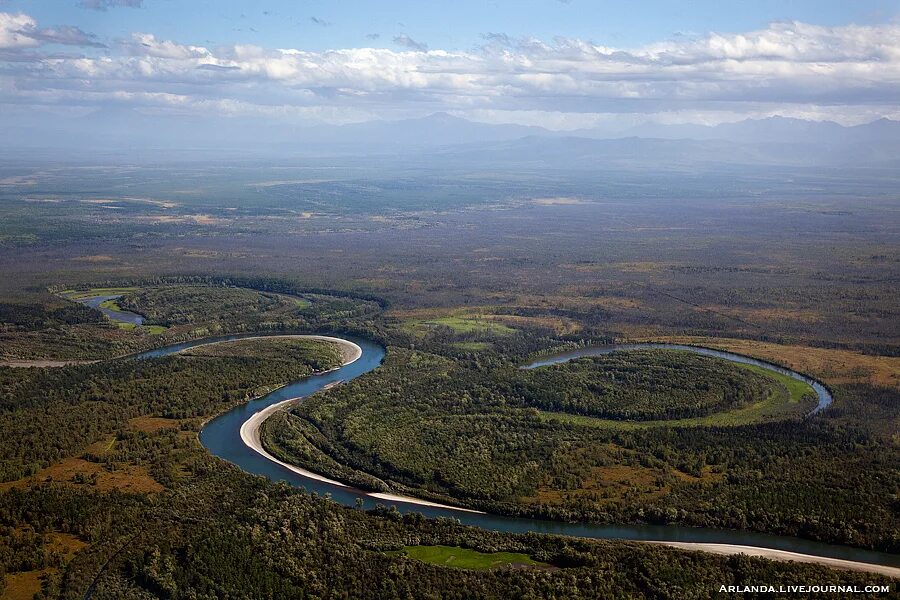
[7,0,898,51]
[1,1,899,129]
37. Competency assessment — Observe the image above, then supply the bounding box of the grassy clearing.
[742,364,813,404]
[2,532,86,600]
[0,531,87,600]
[520,457,716,508]
[540,363,816,430]
[385,545,550,570]
[406,315,517,336]
[3,569,49,600]
[425,316,516,334]
[114,322,166,334]
[98,298,123,311]
[391,305,578,336]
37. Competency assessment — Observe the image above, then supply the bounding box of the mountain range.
[2,109,898,167]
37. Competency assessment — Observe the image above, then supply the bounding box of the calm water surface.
[132,336,894,567]
[75,294,144,325]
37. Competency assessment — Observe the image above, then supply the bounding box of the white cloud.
[0,12,39,49]
[126,33,209,59]
[0,11,105,49]
[1,12,898,127]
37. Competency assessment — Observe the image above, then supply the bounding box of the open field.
[393,310,519,336]
[98,298,122,311]
[115,322,167,334]
[127,416,182,433]
[452,341,492,351]
[386,545,552,570]
[390,306,579,336]
[417,316,517,335]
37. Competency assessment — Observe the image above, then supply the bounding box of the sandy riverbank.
[240,399,485,514]
[240,400,900,576]
[650,542,900,578]
[174,334,363,365]
[236,337,900,574]
[237,338,487,516]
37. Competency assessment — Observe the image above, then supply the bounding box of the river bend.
[126,334,897,572]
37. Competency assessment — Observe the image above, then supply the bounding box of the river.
[125,333,895,570]
[73,294,144,325]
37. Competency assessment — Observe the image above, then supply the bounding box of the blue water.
[76,295,144,325]
[135,336,895,568]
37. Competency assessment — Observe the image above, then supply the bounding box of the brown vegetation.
[632,335,900,388]
[127,416,182,433]
[0,457,164,495]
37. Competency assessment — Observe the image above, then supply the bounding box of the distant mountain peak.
[418,112,464,123]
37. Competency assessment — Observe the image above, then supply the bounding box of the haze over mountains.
[4,110,899,167]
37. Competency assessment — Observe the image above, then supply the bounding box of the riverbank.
[0,334,362,369]
[230,339,899,576]
[240,396,486,514]
[651,542,900,578]
[228,335,482,514]
[172,334,363,365]
[243,393,899,575]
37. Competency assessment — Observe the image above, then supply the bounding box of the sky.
[1,0,899,130]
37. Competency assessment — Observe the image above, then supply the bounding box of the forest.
[2,288,893,598]
[0,1,898,591]
[0,180,897,597]
[266,346,898,552]
[0,337,342,482]
[513,351,792,420]
[5,457,892,599]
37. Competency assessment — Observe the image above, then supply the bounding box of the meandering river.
[122,333,899,571]
[524,343,833,414]
[74,294,145,325]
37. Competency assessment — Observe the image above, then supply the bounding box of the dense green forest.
[5,457,892,599]
[0,278,385,362]
[117,283,381,331]
[0,281,896,598]
[0,300,102,331]
[266,347,898,552]
[179,336,344,364]
[514,351,789,420]
[0,339,342,482]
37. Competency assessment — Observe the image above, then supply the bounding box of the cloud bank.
[0,11,897,127]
